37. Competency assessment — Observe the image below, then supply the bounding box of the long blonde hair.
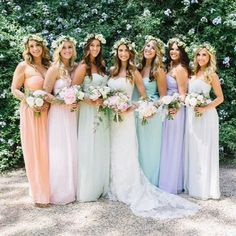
[53,39,77,77]
[140,40,165,81]
[23,37,50,68]
[193,46,217,83]
[110,44,136,84]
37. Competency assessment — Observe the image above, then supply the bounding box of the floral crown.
[111,38,136,55]
[23,34,48,47]
[194,42,216,55]
[79,33,106,48]
[51,35,77,49]
[167,37,186,49]
[145,35,165,55]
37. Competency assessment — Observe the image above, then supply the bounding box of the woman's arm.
[175,65,188,97]
[134,69,147,99]
[11,62,26,101]
[72,63,86,86]
[155,68,167,98]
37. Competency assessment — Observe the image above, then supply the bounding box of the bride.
[107,38,200,219]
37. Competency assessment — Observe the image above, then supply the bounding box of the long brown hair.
[82,38,106,78]
[110,44,136,84]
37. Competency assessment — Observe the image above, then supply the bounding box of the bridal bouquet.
[102,91,131,122]
[56,85,85,109]
[185,92,211,117]
[25,89,47,117]
[136,100,158,125]
[161,93,184,120]
[87,85,111,101]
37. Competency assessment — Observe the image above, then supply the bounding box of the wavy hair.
[82,38,106,79]
[110,44,136,84]
[193,47,217,83]
[23,38,50,68]
[52,39,77,77]
[140,40,165,82]
[167,41,191,76]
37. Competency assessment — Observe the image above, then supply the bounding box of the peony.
[189,97,197,107]
[161,95,173,105]
[64,88,76,104]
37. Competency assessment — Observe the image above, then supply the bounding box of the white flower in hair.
[111,38,136,55]
[51,35,77,49]
[80,33,106,48]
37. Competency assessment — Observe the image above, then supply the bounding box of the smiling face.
[28,40,43,58]
[169,42,180,62]
[117,44,130,62]
[89,39,101,59]
[144,40,156,60]
[196,48,210,68]
[60,41,74,60]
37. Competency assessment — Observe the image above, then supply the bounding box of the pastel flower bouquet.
[136,100,158,125]
[161,93,184,120]
[25,89,47,117]
[102,91,131,122]
[87,85,111,101]
[185,92,211,117]
[56,85,85,110]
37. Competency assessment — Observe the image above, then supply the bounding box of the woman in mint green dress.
[72,34,110,202]
[136,36,167,186]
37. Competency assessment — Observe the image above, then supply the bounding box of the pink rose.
[64,88,76,104]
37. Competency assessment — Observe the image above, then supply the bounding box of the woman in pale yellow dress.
[11,35,51,206]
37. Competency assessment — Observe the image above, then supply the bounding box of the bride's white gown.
[107,77,200,219]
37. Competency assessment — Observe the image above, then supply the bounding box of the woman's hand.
[194,106,207,115]
[67,103,79,111]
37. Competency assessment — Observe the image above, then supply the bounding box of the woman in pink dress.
[43,36,78,204]
[11,34,50,207]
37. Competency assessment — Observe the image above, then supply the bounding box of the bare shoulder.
[16,61,27,70]
[109,66,115,74]
[75,61,87,72]
[210,73,220,84]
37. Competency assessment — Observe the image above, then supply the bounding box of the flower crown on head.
[79,33,106,48]
[23,34,48,47]
[51,35,77,49]
[145,35,165,55]
[194,42,216,55]
[111,38,136,55]
[167,37,186,49]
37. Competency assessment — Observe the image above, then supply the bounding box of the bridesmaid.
[43,36,78,204]
[159,38,191,194]
[136,36,166,186]
[72,33,110,202]
[11,34,50,206]
[184,43,223,200]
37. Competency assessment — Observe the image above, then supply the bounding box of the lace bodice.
[53,75,72,95]
[188,77,211,96]
[107,77,134,100]
[166,74,179,95]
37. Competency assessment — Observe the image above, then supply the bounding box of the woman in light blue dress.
[159,38,191,194]
[136,36,167,186]
[72,34,110,202]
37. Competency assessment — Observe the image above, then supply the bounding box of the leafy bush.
[0,0,235,171]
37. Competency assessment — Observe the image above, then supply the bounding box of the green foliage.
[0,0,235,171]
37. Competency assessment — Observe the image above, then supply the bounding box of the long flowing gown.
[184,77,220,200]
[136,77,163,186]
[20,75,50,204]
[77,73,110,202]
[48,74,77,204]
[159,75,185,194]
[107,77,199,219]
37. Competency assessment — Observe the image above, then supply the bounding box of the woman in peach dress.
[11,35,51,206]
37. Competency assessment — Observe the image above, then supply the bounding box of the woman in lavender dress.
[159,38,191,194]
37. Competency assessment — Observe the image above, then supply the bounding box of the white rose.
[77,91,85,100]
[35,98,44,107]
[189,97,197,107]
[26,96,35,107]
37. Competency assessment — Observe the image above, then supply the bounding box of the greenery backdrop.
[0,0,235,171]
